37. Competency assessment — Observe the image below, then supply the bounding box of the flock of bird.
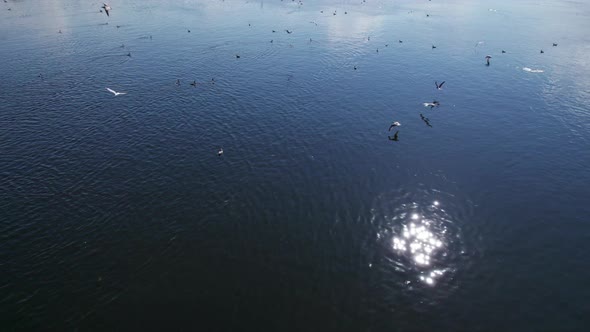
[5,0,559,153]
[94,1,559,148]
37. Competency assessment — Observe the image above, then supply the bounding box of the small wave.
[523,67,544,73]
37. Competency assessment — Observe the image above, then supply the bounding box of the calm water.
[1,0,590,330]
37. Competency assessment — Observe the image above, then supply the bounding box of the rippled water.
[1,0,590,331]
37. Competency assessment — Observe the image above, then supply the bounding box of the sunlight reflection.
[392,201,447,286]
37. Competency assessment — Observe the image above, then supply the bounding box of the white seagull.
[102,3,111,17]
[218,148,224,156]
[106,87,126,96]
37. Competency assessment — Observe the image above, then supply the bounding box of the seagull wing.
[435,81,438,88]
[116,92,126,95]
[439,81,445,88]
[388,124,395,131]
[106,87,117,95]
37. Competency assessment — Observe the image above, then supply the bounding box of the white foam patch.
[523,67,544,73]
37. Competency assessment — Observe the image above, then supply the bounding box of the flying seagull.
[218,148,224,156]
[285,29,293,34]
[435,81,445,90]
[106,87,126,96]
[388,121,401,131]
[101,3,111,17]
[553,43,558,47]
[423,101,440,109]
[485,55,492,65]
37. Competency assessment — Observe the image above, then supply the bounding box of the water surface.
[1,0,590,331]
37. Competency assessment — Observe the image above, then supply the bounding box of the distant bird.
[58,30,62,34]
[101,3,111,17]
[388,131,399,141]
[210,78,215,85]
[354,66,357,70]
[345,11,348,14]
[435,81,445,90]
[376,48,379,52]
[270,39,273,43]
[187,29,191,33]
[399,40,403,43]
[502,50,506,53]
[540,50,544,53]
[423,101,440,108]
[126,52,131,57]
[285,29,292,34]
[553,43,558,46]
[176,79,180,85]
[485,55,492,65]
[218,148,224,156]
[236,54,240,58]
[385,44,389,47]
[420,114,433,127]
[190,80,197,87]
[432,45,436,49]
[272,30,276,33]
[105,87,126,96]
[388,121,401,131]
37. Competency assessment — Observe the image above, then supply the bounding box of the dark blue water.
[1,0,590,330]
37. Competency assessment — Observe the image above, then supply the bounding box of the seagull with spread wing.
[106,87,126,96]
[435,81,445,90]
[101,3,111,17]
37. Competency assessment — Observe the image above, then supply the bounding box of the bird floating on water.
[285,29,292,34]
[236,54,240,59]
[432,45,437,49]
[502,50,506,53]
[553,43,558,47]
[435,81,445,90]
[190,80,197,87]
[540,50,544,53]
[106,87,126,96]
[218,148,224,156]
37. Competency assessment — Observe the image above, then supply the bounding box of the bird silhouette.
[388,131,400,141]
